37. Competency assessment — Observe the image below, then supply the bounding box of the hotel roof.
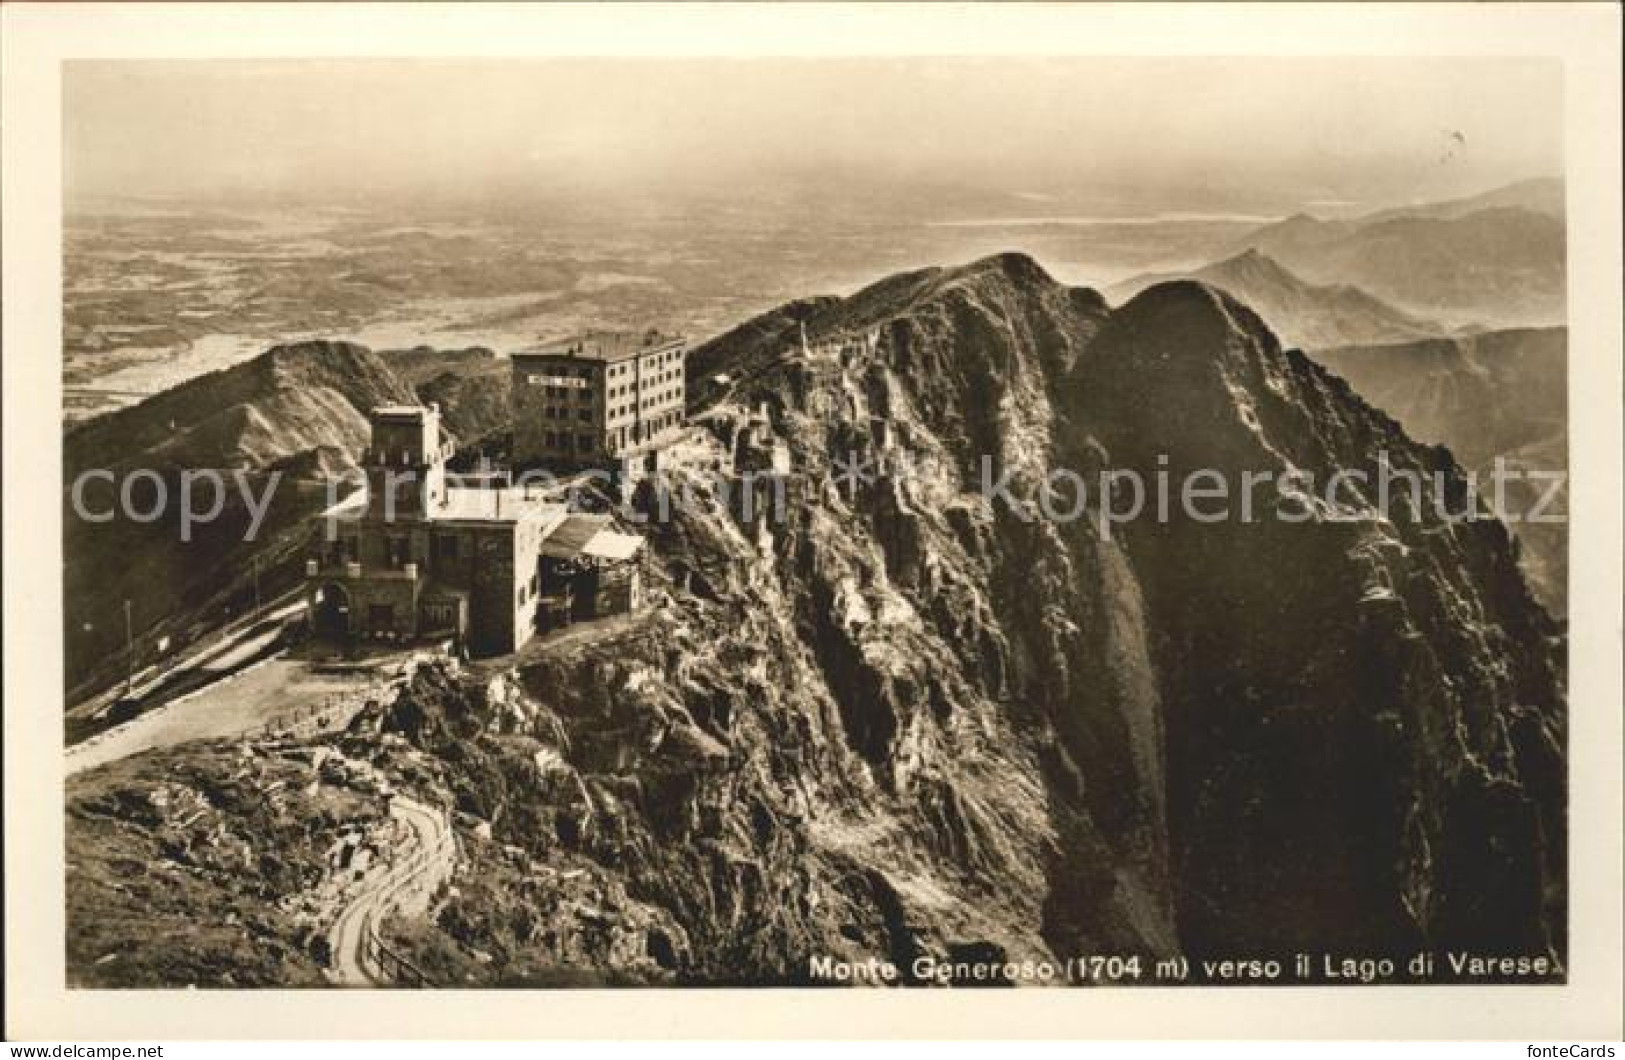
[311,485,562,527]
[436,488,567,527]
[513,329,685,364]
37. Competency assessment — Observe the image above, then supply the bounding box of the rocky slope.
[66,253,1566,985]
[1109,249,1438,350]
[65,341,417,480]
[1064,282,1564,962]
[320,255,1564,982]
[381,345,513,448]
[1315,328,1566,470]
[1315,327,1567,614]
[365,255,1160,983]
[67,743,386,986]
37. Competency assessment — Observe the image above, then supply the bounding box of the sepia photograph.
[4,0,1621,1045]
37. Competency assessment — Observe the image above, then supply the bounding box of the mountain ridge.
[1108,248,1438,349]
[1066,274,1563,957]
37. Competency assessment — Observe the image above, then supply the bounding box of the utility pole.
[123,598,134,694]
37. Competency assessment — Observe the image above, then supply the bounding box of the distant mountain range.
[1353,176,1565,225]
[1110,178,1565,343]
[1109,249,1437,350]
[1226,178,1565,328]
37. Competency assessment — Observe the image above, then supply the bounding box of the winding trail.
[326,794,456,987]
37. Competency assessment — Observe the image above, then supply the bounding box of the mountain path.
[326,793,456,987]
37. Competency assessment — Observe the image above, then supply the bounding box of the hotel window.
[578,434,593,450]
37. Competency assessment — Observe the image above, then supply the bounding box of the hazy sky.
[65,58,1562,216]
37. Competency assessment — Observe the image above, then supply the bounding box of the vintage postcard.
[3,1,1620,1043]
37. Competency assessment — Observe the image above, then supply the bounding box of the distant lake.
[926,212,1280,228]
